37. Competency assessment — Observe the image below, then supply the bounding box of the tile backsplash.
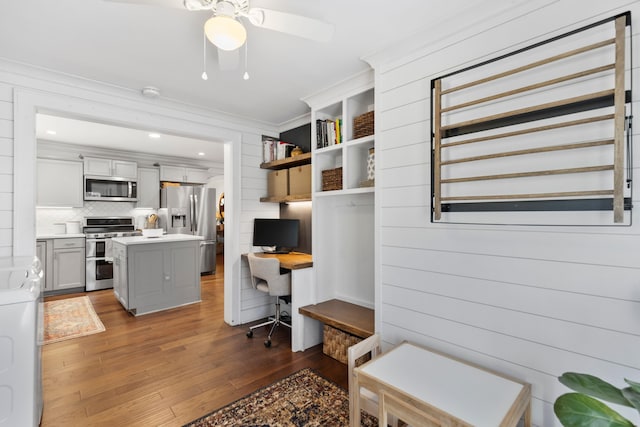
[37,201,156,235]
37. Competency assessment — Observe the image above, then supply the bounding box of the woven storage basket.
[353,111,374,139]
[322,167,343,191]
[322,325,370,365]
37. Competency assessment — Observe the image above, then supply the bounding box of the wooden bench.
[299,299,374,338]
[299,299,374,362]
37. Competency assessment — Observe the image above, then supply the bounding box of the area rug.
[44,296,105,344]
[184,368,378,427]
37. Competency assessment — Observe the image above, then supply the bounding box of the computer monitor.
[252,218,300,254]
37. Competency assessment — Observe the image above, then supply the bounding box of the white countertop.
[36,233,85,240]
[112,233,203,245]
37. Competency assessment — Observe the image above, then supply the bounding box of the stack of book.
[316,118,342,149]
[263,138,295,163]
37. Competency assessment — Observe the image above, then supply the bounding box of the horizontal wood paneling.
[0,100,12,120]
[374,3,640,425]
[0,137,12,156]
[0,118,12,138]
[381,265,640,336]
[239,132,279,324]
[382,226,640,268]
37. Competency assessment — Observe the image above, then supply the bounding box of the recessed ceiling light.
[141,86,160,98]
[148,133,161,139]
[198,152,205,156]
[46,130,57,135]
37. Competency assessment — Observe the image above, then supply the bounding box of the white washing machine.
[0,256,43,427]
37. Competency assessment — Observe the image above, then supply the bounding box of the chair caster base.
[264,339,271,347]
[246,330,253,338]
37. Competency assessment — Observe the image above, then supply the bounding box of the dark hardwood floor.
[42,255,347,426]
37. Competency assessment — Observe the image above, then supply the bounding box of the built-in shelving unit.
[312,92,375,195]
[303,69,376,309]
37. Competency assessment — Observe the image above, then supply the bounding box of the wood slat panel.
[613,15,626,223]
[441,64,615,113]
[441,189,613,202]
[441,114,614,148]
[440,89,615,133]
[440,139,614,166]
[441,165,614,184]
[433,79,443,220]
[431,14,630,224]
[441,38,615,95]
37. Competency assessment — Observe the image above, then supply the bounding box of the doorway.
[13,88,243,325]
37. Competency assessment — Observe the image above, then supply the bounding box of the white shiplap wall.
[238,132,280,323]
[0,82,13,257]
[371,1,640,425]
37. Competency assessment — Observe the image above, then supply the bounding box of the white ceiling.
[2,0,505,162]
[36,114,225,162]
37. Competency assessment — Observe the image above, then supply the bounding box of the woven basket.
[322,167,343,191]
[322,325,369,364]
[353,111,374,139]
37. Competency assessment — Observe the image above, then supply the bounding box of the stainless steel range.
[84,217,140,291]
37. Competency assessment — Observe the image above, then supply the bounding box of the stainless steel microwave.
[84,176,138,202]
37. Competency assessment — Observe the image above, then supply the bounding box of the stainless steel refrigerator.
[159,186,217,274]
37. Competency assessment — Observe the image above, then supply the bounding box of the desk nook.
[243,251,322,352]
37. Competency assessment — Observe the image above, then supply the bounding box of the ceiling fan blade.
[218,48,240,71]
[248,8,334,42]
[103,0,186,8]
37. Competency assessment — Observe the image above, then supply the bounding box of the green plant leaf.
[626,379,640,395]
[559,372,632,407]
[621,387,640,413]
[554,393,635,427]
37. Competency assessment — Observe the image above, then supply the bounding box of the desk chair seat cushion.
[247,253,291,297]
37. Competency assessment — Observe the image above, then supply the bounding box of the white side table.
[352,342,531,427]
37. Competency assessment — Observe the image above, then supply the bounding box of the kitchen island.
[111,233,203,316]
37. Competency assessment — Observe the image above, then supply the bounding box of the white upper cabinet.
[36,159,84,207]
[137,167,160,209]
[84,156,137,179]
[159,165,209,184]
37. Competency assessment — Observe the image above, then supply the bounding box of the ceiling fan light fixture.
[204,15,246,51]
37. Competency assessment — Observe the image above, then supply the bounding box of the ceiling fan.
[107,0,334,70]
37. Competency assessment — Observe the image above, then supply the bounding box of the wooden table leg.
[351,375,361,427]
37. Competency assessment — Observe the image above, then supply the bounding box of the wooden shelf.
[260,152,311,170]
[299,298,374,338]
[259,193,311,203]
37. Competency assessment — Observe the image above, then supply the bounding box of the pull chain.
[243,38,249,80]
[201,30,208,81]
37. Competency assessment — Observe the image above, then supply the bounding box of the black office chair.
[246,253,292,347]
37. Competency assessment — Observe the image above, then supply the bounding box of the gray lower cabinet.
[38,237,85,294]
[52,238,85,290]
[113,239,200,315]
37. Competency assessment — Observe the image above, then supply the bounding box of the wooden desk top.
[248,252,313,270]
[299,299,374,338]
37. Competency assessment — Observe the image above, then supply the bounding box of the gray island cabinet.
[111,234,203,316]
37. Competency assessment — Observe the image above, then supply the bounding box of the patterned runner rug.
[184,368,378,427]
[44,296,105,344]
